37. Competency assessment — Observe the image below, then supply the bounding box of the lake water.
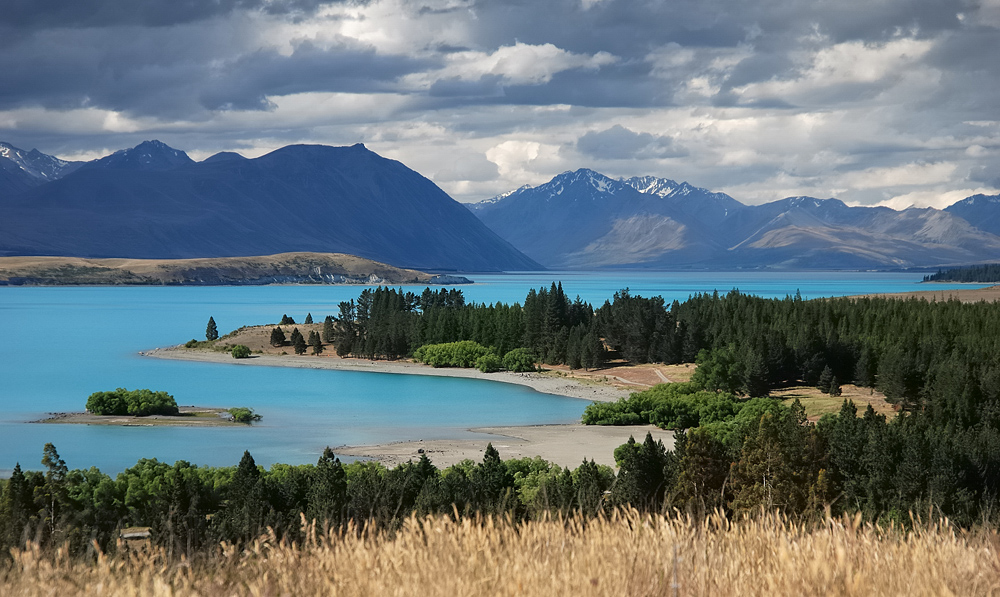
[0,271,983,475]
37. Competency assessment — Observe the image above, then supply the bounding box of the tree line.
[923,263,1000,283]
[0,443,619,559]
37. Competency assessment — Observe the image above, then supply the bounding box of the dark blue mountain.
[945,194,1000,237]
[0,141,541,272]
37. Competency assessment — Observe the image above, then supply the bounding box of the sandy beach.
[335,424,675,469]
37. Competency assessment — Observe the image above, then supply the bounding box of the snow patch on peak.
[623,175,678,197]
[0,141,77,180]
[473,184,531,209]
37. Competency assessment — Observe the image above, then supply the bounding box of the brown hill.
[0,252,470,286]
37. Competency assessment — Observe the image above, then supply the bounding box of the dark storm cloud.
[0,0,987,123]
[200,42,433,111]
[577,125,686,160]
[0,26,431,118]
[0,0,363,29]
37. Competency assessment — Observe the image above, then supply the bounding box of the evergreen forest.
[923,263,1000,282]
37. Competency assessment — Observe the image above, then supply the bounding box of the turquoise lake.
[0,271,984,475]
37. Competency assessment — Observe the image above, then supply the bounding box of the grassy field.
[773,383,897,421]
[0,252,439,286]
[3,511,997,596]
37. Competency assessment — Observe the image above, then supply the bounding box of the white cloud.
[836,162,958,190]
[734,38,936,105]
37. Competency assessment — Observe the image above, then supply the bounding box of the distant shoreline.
[853,284,1000,302]
[0,253,472,286]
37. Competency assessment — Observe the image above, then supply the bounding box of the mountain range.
[470,169,1000,270]
[5,139,1000,272]
[0,140,539,272]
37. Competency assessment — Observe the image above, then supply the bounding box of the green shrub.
[476,353,503,373]
[86,388,179,416]
[414,341,491,368]
[502,348,536,372]
[582,382,744,430]
[231,344,252,359]
[228,407,262,424]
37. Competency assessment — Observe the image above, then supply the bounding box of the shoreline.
[853,284,1000,302]
[334,423,674,469]
[142,347,633,403]
[33,405,251,427]
[142,347,639,466]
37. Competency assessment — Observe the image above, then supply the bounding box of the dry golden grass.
[773,383,897,421]
[4,511,999,596]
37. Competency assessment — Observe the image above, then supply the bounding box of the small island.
[35,388,262,427]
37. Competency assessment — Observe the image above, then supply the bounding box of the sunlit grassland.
[3,510,998,596]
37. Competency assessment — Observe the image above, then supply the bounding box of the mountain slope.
[945,194,1000,237]
[0,141,540,272]
[472,171,1000,269]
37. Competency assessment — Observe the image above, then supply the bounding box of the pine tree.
[291,328,307,355]
[322,315,335,343]
[817,365,834,392]
[214,451,268,545]
[205,316,219,341]
[40,443,68,542]
[270,327,286,347]
[0,463,31,549]
[280,314,295,325]
[308,330,324,355]
[304,313,313,324]
[306,448,347,528]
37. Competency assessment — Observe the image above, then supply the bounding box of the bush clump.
[476,353,503,373]
[86,388,179,416]
[231,345,252,359]
[582,382,745,429]
[413,341,492,368]
[228,407,262,424]
[502,348,536,372]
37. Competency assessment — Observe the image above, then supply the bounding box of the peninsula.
[0,252,472,286]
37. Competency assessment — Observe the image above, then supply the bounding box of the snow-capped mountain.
[472,169,1000,270]
[0,142,81,182]
[0,142,83,197]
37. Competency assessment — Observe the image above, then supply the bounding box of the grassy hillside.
[0,252,467,286]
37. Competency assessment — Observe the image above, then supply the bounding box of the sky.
[1,0,999,208]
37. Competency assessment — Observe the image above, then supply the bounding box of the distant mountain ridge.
[0,141,82,196]
[471,169,1000,269]
[0,140,540,272]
